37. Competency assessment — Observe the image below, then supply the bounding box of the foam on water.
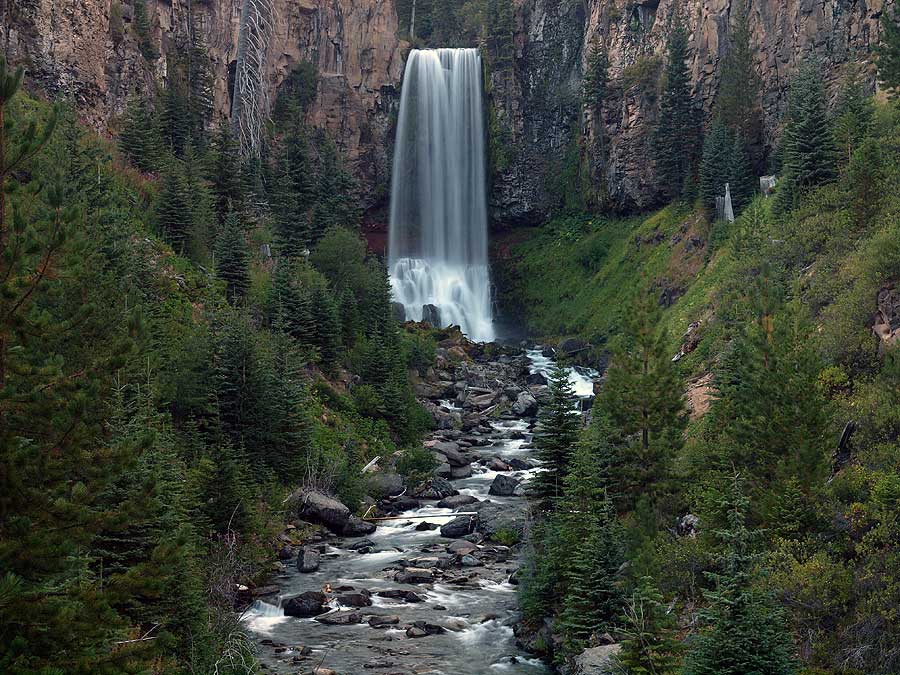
[526,348,598,397]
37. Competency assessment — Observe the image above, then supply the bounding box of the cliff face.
[1,0,888,223]
[490,0,888,223]
[0,0,404,204]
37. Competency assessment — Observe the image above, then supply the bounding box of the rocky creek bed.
[241,345,597,675]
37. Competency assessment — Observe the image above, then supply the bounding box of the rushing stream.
[242,351,596,674]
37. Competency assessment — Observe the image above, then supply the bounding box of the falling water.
[388,49,495,342]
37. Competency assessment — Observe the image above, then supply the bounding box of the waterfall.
[388,48,495,343]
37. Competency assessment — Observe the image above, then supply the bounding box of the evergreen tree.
[876,6,900,97]
[847,136,884,228]
[558,494,624,657]
[271,259,317,353]
[310,279,342,367]
[156,160,192,252]
[831,75,875,163]
[683,476,796,675]
[727,132,757,214]
[716,1,762,152]
[699,119,733,215]
[186,10,214,142]
[616,578,683,675]
[583,40,610,113]
[310,136,361,243]
[133,0,159,60]
[431,0,459,44]
[654,21,699,200]
[599,290,685,505]
[774,66,838,213]
[209,125,246,223]
[215,211,250,303]
[530,364,581,512]
[120,93,162,172]
[160,66,190,157]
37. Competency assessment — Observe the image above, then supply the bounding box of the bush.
[396,446,438,484]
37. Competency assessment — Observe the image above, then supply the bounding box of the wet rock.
[347,538,376,551]
[277,545,294,560]
[311,668,338,675]
[415,521,440,531]
[413,477,458,500]
[442,617,470,631]
[422,304,442,327]
[573,643,622,674]
[375,589,425,603]
[342,516,376,537]
[406,621,446,638]
[436,494,479,509]
[337,592,372,607]
[436,462,453,478]
[558,337,590,358]
[368,614,400,627]
[512,391,539,417]
[450,463,473,479]
[541,346,556,358]
[526,371,548,386]
[296,490,350,533]
[391,301,406,323]
[283,591,327,617]
[315,610,364,625]
[488,474,520,496]
[447,539,478,555]
[473,501,526,541]
[460,554,479,567]
[386,496,421,513]
[297,546,320,573]
[506,457,531,471]
[440,514,477,538]
[393,567,435,584]
[487,457,511,471]
[430,441,469,467]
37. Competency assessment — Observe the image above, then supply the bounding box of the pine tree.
[774,66,838,213]
[271,259,317,353]
[716,1,762,152]
[156,160,192,252]
[160,67,191,157]
[133,0,159,60]
[727,132,757,214]
[876,6,900,97]
[120,93,162,172]
[215,211,250,303]
[186,10,214,142]
[831,75,874,164]
[616,578,683,675]
[209,125,246,223]
[699,119,733,215]
[558,495,624,657]
[599,290,685,505]
[530,363,581,512]
[683,476,796,675]
[310,280,342,366]
[847,136,884,228]
[654,21,699,200]
[584,40,610,112]
[431,0,459,44]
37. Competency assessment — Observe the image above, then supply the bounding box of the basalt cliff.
[1,0,889,222]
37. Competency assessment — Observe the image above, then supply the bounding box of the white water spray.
[388,48,495,342]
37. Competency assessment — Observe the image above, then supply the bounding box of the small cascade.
[388,48,494,342]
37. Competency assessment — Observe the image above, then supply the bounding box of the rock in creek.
[384,495,421,513]
[436,494,479,509]
[347,538,376,551]
[393,567,435,584]
[450,463,473,479]
[429,440,469,467]
[337,592,372,607]
[440,514,478,538]
[512,390,539,417]
[297,546,320,573]
[488,474,520,496]
[315,610,364,625]
[573,643,623,674]
[368,614,400,627]
[283,591,327,617]
[406,621,446,638]
[367,471,404,497]
[342,515,376,537]
[415,521,439,531]
[296,490,350,533]
[447,539,478,555]
[376,589,426,603]
[413,477,458,500]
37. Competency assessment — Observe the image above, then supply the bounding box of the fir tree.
[186,10,214,142]
[120,93,162,172]
[599,290,685,505]
[160,67,191,157]
[727,132,757,214]
[271,259,317,354]
[616,578,683,675]
[156,160,192,252]
[310,280,342,366]
[716,1,762,151]
[774,66,838,213]
[209,125,246,223]
[654,21,699,200]
[699,119,733,215]
[584,40,610,113]
[557,494,624,657]
[431,0,459,44]
[876,6,900,97]
[831,75,875,164]
[133,0,159,60]
[847,136,884,228]
[530,364,582,512]
[683,476,796,675]
[215,211,250,303]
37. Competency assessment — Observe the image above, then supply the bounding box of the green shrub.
[396,446,438,484]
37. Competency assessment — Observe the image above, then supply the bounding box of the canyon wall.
[1,0,891,222]
[0,0,404,204]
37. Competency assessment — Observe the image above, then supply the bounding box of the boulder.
[440,514,477,538]
[283,591,327,617]
[315,610,364,625]
[450,464,473,479]
[394,567,435,584]
[436,494,479,509]
[447,539,478,555]
[473,501,526,541]
[431,441,468,467]
[387,496,421,513]
[558,337,590,357]
[368,614,400,627]
[406,621,446,638]
[296,547,320,573]
[297,491,350,533]
[460,554,479,567]
[368,471,404,497]
[376,589,426,603]
[415,521,439,531]
[526,371,548,386]
[277,545,294,561]
[573,644,622,674]
[506,457,531,471]
[347,538,376,551]
[488,474,520,497]
[337,592,372,608]
[342,516,376,537]
[422,304,442,327]
[391,302,406,323]
[487,457,511,471]
[413,478,458,500]
[435,462,453,478]
[512,391,539,417]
